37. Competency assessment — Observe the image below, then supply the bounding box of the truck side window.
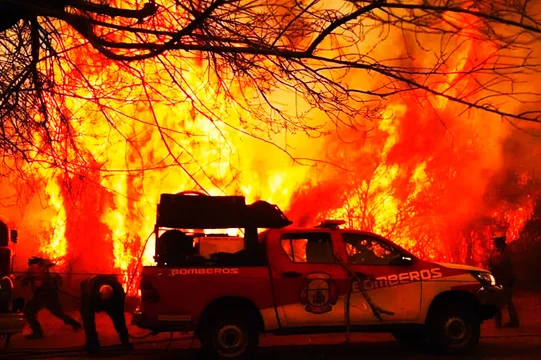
[342,233,401,266]
[280,232,334,264]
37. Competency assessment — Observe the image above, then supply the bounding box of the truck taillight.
[140,277,160,303]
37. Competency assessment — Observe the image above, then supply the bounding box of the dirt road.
[4,332,541,359]
[3,292,541,359]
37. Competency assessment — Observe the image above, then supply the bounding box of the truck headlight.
[471,271,497,286]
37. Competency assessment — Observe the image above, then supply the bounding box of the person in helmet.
[80,274,133,354]
[489,233,520,328]
[21,257,81,339]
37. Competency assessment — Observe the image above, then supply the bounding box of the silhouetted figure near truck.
[22,257,81,339]
[80,275,133,354]
[489,233,520,328]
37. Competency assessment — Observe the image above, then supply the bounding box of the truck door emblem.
[299,273,338,314]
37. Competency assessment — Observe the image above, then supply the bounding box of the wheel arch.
[425,290,482,323]
[196,296,264,335]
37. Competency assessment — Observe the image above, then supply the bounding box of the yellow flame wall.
[0,2,540,290]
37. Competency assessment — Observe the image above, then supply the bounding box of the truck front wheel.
[200,310,259,359]
[427,304,480,354]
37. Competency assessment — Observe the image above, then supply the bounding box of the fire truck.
[0,220,24,348]
[133,192,504,358]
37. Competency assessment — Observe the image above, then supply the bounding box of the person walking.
[489,233,520,328]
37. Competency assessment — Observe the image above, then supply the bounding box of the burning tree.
[1,0,541,290]
[2,1,541,154]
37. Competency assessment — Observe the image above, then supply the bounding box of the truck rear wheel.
[200,310,259,359]
[427,303,480,354]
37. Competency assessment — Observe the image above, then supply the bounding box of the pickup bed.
[133,221,504,358]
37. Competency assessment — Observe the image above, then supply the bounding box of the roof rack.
[315,219,346,230]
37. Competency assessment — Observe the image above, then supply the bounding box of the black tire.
[391,328,428,348]
[426,303,480,354]
[199,310,259,359]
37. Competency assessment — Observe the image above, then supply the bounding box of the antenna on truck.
[315,219,346,230]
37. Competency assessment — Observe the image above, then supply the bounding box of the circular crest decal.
[299,273,338,314]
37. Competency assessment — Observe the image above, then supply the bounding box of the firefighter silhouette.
[22,257,81,339]
[299,273,338,314]
[80,274,133,354]
[489,233,520,328]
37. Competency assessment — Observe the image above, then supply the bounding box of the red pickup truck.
[133,193,503,359]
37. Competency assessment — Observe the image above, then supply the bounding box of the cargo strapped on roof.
[156,192,292,229]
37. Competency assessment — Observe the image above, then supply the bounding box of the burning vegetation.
[1,0,541,293]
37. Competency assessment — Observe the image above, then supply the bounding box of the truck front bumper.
[0,312,25,334]
[475,285,505,320]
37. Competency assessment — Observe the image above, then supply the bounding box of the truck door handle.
[348,272,365,278]
[281,271,302,278]
[349,272,375,281]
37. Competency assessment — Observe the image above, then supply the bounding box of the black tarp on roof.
[156,192,292,229]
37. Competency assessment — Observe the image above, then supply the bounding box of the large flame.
[0,1,538,293]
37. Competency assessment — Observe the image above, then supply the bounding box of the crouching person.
[80,275,133,354]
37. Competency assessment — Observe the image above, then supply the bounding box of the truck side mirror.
[10,230,17,244]
[400,256,413,265]
[389,255,413,266]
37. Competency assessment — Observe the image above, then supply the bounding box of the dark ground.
[2,292,541,359]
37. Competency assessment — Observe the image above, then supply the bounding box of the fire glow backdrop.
[1,0,541,293]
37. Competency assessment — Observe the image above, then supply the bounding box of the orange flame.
[40,177,68,264]
[0,2,538,293]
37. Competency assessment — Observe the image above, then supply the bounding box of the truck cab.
[133,193,504,358]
